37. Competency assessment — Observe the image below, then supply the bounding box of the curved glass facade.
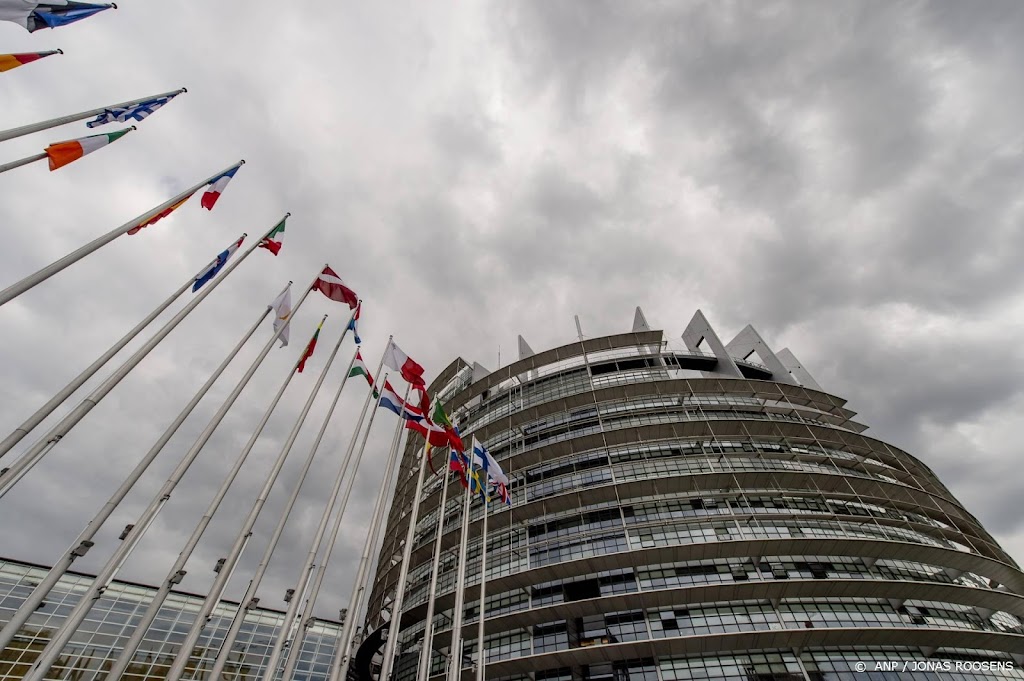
[366,324,1024,681]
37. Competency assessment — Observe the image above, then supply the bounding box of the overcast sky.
[1,0,1023,626]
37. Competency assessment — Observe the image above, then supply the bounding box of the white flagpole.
[0,87,186,143]
[447,448,477,681]
[0,158,240,308]
[415,462,454,681]
[329,383,412,681]
[0,227,246,464]
[0,151,46,174]
[169,315,355,681]
[274,351,392,681]
[475,496,490,681]
[18,266,319,681]
[99,314,327,681]
[261,336,389,681]
[0,295,274,653]
[0,219,271,498]
[0,222,265,498]
[377,428,433,681]
[204,346,361,681]
[0,125,137,175]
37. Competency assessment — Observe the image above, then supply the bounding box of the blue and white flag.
[472,437,509,486]
[87,93,181,128]
[193,236,244,292]
[347,300,362,344]
[0,1,115,33]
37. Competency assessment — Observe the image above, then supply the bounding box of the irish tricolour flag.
[44,127,133,171]
[259,219,286,255]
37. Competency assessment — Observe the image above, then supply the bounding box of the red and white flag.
[383,340,426,386]
[313,266,358,309]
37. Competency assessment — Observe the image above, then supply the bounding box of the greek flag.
[86,94,179,128]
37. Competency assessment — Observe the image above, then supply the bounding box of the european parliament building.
[366,310,1024,681]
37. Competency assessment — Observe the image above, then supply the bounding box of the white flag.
[268,285,292,347]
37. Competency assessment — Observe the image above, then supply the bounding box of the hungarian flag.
[313,266,358,309]
[0,50,60,72]
[200,163,242,210]
[259,219,286,255]
[128,192,195,235]
[349,349,373,387]
[383,340,425,386]
[297,319,324,373]
[0,1,114,33]
[192,236,244,292]
[44,127,133,171]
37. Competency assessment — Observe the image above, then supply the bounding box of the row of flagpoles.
[2,6,516,681]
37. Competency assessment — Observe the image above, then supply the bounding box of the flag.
[377,381,417,418]
[297,319,324,373]
[493,481,512,506]
[473,437,509,486]
[383,340,426,386]
[432,401,464,451]
[410,385,430,413]
[449,449,468,488]
[267,285,292,347]
[405,417,451,448]
[200,164,242,210]
[192,236,244,292]
[349,349,373,387]
[86,92,180,128]
[0,1,114,32]
[313,266,358,308]
[127,193,195,235]
[259,219,286,255]
[346,301,362,344]
[44,127,132,171]
[0,50,59,72]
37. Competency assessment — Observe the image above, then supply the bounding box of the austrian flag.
[313,266,358,309]
[201,163,243,210]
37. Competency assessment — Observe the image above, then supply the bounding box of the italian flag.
[297,319,324,373]
[259,219,286,255]
[45,127,133,171]
[349,350,374,387]
[0,50,60,72]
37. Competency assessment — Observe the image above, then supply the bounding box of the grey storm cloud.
[1,0,1024,626]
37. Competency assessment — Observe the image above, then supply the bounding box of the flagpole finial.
[129,125,137,131]
[111,2,117,7]
[288,280,293,285]
[57,49,64,55]
[180,87,188,93]
[238,159,245,165]
[285,212,291,217]
[241,232,248,237]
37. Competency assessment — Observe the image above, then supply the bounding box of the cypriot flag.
[268,284,292,347]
